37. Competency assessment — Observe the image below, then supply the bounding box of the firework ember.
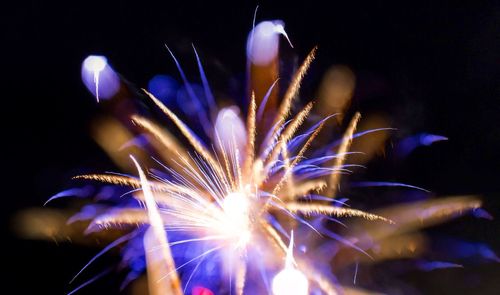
[81,55,120,102]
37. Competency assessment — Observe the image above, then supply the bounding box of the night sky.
[4,1,500,294]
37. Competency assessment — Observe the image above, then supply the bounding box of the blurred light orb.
[272,267,309,295]
[214,106,247,153]
[247,20,291,65]
[83,55,107,72]
[147,74,178,103]
[317,65,356,119]
[81,55,120,101]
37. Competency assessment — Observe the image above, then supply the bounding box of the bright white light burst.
[222,192,252,248]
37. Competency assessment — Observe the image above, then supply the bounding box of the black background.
[4,1,500,294]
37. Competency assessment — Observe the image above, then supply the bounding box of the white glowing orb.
[272,267,309,295]
[223,192,249,219]
[81,55,119,101]
[246,20,293,66]
[83,55,108,102]
[83,55,107,72]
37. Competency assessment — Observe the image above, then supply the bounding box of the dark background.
[4,0,500,294]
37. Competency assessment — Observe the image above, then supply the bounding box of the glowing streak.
[83,55,107,102]
[272,121,324,195]
[70,232,135,283]
[244,92,257,180]
[215,130,237,190]
[68,268,112,295]
[131,115,191,163]
[86,208,148,233]
[280,145,295,200]
[272,47,317,129]
[192,44,217,113]
[144,89,228,183]
[263,102,313,173]
[235,256,247,295]
[291,180,327,198]
[274,23,293,48]
[261,220,288,254]
[284,202,393,223]
[130,155,182,295]
[182,255,208,294]
[285,231,296,267]
[73,174,191,194]
[257,78,280,121]
[328,112,361,197]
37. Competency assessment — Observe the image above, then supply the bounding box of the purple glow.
[420,134,448,146]
[44,186,94,205]
[81,55,120,101]
[472,208,494,220]
[396,133,448,158]
[147,74,179,103]
[176,83,205,113]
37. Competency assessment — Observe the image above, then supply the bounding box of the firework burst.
[76,46,394,294]
[34,15,492,295]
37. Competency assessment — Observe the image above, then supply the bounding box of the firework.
[77,54,393,293]
[31,14,494,295]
